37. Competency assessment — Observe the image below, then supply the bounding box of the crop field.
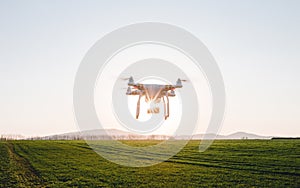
[0,140,299,187]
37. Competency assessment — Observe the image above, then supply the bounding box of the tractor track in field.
[5,142,44,187]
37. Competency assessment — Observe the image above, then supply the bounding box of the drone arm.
[127,89,143,95]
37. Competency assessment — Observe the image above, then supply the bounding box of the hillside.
[29,129,272,140]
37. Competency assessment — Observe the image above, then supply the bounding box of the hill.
[29,129,272,140]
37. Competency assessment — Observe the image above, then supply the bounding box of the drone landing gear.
[163,95,170,120]
[136,94,142,119]
[135,94,170,120]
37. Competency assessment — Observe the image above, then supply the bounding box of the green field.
[0,140,299,187]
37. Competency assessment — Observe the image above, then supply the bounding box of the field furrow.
[5,142,44,187]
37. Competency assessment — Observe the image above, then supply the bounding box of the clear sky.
[0,0,299,137]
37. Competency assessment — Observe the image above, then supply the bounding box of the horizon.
[0,128,287,139]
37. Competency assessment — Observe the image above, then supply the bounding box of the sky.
[0,0,299,137]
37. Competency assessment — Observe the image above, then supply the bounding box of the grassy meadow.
[0,140,299,187]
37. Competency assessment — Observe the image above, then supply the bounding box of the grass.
[0,140,299,187]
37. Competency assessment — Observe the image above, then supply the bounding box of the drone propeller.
[120,77,131,81]
[120,76,134,81]
[181,79,189,82]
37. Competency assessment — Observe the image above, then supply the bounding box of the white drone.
[125,77,186,120]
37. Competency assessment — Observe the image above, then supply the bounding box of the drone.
[125,76,185,120]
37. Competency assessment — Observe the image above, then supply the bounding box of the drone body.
[125,77,184,120]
